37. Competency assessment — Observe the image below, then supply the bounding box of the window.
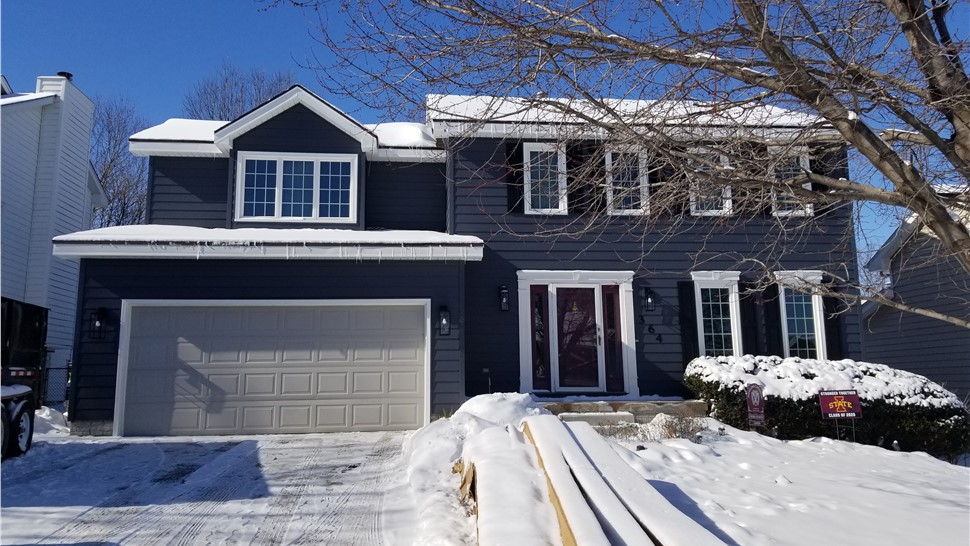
[523,143,568,214]
[774,270,827,359]
[691,271,742,357]
[236,152,357,223]
[605,150,649,215]
[688,150,732,216]
[771,151,812,217]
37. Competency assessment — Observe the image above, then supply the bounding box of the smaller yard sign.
[746,384,765,427]
[819,390,862,419]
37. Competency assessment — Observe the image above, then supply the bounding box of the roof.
[426,94,836,141]
[865,198,969,273]
[129,86,443,163]
[53,225,484,262]
[0,91,57,110]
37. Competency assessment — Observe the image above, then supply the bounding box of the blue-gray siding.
[449,138,862,397]
[366,162,446,231]
[863,236,970,400]
[70,259,465,423]
[147,157,230,228]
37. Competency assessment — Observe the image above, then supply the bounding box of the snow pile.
[612,416,970,545]
[34,406,70,435]
[403,393,551,545]
[685,355,964,408]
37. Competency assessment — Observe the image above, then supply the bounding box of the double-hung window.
[691,271,743,357]
[605,150,649,215]
[774,270,827,359]
[688,150,732,216]
[771,149,812,217]
[523,142,568,215]
[236,152,357,223]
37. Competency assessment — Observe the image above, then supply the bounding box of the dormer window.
[523,143,568,215]
[605,150,649,215]
[235,152,357,223]
[688,150,732,216]
[771,150,813,217]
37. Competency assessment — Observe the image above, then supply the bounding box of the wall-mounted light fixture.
[438,306,451,336]
[499,286,510,311]
[639,287,656,312]
[89,307,107,339]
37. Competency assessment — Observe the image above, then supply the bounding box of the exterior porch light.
[499,286,510,311]
[89,307,107,339]
[438,306,451,336]
[640,287,656,312]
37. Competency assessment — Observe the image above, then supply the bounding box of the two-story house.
[54,85,861,436]
[1,73,106,376]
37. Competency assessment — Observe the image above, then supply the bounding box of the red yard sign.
[819,390,862,419]
[746,384,765,427]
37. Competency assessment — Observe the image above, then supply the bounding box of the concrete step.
[558,411,635,426]
[539,400,708,424]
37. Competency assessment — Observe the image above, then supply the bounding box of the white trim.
[688,150,732,216]
[128,140,224,157]
[690,271,743,356]
[53,241,484,261]
[515,270,638,396]
[770,149,813,217]
[234,151,359,224]
[605,149,650,216]
[523,142,568,215]
[114,298,432,437]
[213,86,378,154]
[773,270,828,359]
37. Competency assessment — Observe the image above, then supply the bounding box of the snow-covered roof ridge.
[426,93,826,128]
[685,355,964,408]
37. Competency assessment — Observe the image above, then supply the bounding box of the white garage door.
[119,302,427,436]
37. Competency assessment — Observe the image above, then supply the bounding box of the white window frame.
[773,270,828,359]
[234,151,358,224]
[688,149,732,216]
[690,271,743,357]
[605,149,650,215]
[523,142,568,215]
[770,148,813,217]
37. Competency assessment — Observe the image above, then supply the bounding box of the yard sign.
[818,390,862,419]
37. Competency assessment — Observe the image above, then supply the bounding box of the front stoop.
[540,400,708,424]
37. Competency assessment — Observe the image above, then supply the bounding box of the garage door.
[120,303,427,436]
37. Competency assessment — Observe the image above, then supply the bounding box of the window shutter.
[506,142,524,213]
[678,281,699,365]
[738,282,762,356]
[763,283,784,356]
[823,295,845,360]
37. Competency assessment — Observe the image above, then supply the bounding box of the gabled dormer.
[130,85,443,230]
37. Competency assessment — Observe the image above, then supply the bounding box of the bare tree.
[273,0,969,328]
[91,97,149,228]
[182,61,294,120]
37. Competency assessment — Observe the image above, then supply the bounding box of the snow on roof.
[53,225,483,261]
[685,355,964,408]
[129,119,227,142]
[426,94,825,128]
[364,122,438,148]
[54,224,482,245]
[0,91,57,107]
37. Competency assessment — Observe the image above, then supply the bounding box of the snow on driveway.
[1,431,414,546]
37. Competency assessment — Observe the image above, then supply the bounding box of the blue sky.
[2,0,346,125]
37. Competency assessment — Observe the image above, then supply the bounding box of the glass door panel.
[556,287,600,388]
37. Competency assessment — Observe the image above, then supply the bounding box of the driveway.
[1,431,414,545]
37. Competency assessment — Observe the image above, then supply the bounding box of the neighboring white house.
[1,73,106,372]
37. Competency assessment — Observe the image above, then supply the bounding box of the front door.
[555,287,603,389]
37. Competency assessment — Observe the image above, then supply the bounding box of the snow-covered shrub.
[683,355,970,460]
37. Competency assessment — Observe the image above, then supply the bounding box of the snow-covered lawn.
[4,398,968,545]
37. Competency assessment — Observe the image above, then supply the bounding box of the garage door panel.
[124,304,426,435]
